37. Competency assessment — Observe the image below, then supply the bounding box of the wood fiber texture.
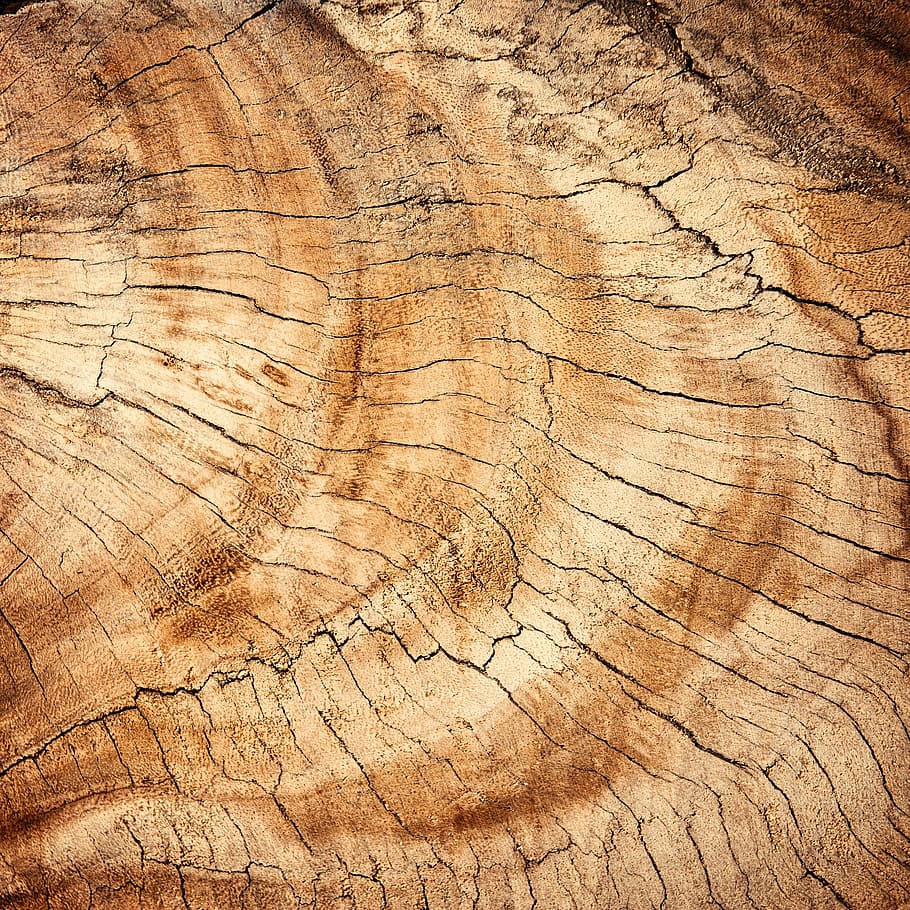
[0,0,909,907]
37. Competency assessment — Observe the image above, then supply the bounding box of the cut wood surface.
[0,0,909,907]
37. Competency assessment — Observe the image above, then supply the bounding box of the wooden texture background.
[0,0,909,907]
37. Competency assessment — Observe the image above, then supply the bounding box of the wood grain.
[0,0,908,907]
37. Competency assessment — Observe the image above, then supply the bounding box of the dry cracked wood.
[0,0,909,907]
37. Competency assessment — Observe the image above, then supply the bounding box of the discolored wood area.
[0,0,909,907]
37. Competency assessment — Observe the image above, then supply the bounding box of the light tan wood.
[0,0,909,907]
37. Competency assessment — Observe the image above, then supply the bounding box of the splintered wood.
[0,1,908,907]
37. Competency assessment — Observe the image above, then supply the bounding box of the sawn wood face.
[0,1,908,907]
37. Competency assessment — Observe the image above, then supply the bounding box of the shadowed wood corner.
[0,0,909,907]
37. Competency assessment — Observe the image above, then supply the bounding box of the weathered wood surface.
[0,0,909,907]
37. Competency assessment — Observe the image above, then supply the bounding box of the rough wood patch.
[0,1,908,907]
